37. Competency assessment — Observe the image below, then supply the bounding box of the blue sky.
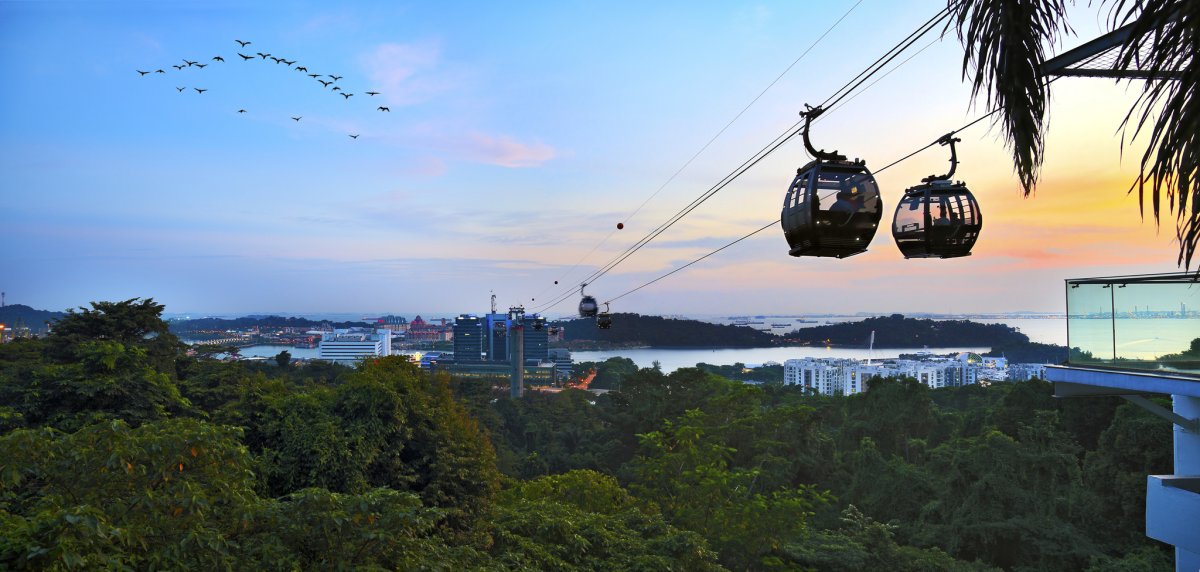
[0,1,1183,317]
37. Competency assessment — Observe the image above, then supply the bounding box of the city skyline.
[1,1,1184,318]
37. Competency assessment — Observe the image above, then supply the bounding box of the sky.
[0,1,1186,318]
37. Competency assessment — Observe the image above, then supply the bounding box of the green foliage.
[0,297,1178,570]
[1083,402,1174,551]
[696,361,785,384]
[47,298,184,375]
[784,506,999,572]
[0,418,257,570]
[783,314,1030,347]
[490,389,622,479]
[558,313,776,348]
[574,356,640,390]
[918,413,1098,570]
[630,409,832,570]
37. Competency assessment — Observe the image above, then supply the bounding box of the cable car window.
[894,195,924,233]
[814,169,879,214]
[783,173,809,209]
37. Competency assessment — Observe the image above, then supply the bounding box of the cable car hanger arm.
[922,134,961,182]
[801,105,847,162]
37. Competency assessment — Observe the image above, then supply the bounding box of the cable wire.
[536,4,956,311]
[593,106,1009,309]
[531,0,865,302]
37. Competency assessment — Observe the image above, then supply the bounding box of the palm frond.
[950,0,1071,195]
[1108,0,1200,269]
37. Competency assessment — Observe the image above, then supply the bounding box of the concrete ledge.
[1047,365,1200,398]
[1147,475,1200,556]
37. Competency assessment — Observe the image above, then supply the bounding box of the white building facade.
[318,328,393,364]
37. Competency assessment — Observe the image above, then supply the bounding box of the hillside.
[168,315,367,333]
[556,313,777,348]
[781,314,1030,348]
[0,304,66,333]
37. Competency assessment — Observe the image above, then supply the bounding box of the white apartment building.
[318,328,392,364]
[893,359,951,389]
[784,359,885,396]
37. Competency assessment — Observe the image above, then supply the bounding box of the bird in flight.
[318,80,332,87]
[137,70,150,75]
[331,86,341,92]
[176,86,185,92]
[308,73,319,78]
[194,88,207,93]
[236,39,251,47]
[238,109,246,113]
[341,93,353,99]
[329,75,342,81]
[366,91,380,96]
[292,116,302,121]
[283,59,296,66]
[349,134,359,139]
[173,64,185,70]
[212,56,224,62]
[238,53,253,61]
[377,106,390,112]
[183,59,198,66]
[257,52,270,59]
[194,63,207,68]
[271,56,283,63]
[296,66,308,72]
[155,69,165,74]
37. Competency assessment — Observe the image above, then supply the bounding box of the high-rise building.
[522,314,549,365]
[465,312,551,365]
[452,315,483,362]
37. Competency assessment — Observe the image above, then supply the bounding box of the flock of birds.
[137,39,391,140]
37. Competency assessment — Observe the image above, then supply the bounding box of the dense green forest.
[557,313,777,348]
[781,314,1032,348]
[0,299,1173,570]
[167,315,368,333]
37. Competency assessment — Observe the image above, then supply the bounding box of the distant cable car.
[596,303,612,329]
[892,135,982,259]
[578,285,599,318]
[782,105,882,258]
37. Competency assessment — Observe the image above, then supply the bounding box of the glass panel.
[1066,283,1115,364]
[1066,277,1200,376]
[814,169,878,215]
[894,195,924,233]
[1112,282,1200,374]
[783,174,809,209]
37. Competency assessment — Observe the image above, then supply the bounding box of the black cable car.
[892,135,982,259]
[782,105,882,258]
[578,285,599,318]
[596,303,612,329]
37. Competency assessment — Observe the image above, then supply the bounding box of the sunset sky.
[0,1,1185,318]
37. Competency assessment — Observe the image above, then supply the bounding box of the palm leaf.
[1108,0,1200,269]
[950,0,1072,195]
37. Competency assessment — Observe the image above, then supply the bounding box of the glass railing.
[1066,273,1200,377]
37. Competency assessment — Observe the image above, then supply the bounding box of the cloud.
[460,132,556,168]
[361,41,446,106]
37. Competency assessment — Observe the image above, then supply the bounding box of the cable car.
[892,135,982,259]
[782,105,882,258]
[596,303,612,329]
[578,285,598,318]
